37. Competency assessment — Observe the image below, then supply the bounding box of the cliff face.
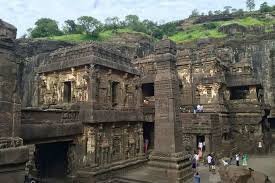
[14,39,74,107]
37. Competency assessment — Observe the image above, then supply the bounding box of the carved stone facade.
[1,18,275,183]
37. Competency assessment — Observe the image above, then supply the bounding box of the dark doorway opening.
[63,82,72,103]
[143,122,154,152]
[35,142,69,179]
[142,83,154,97]
[142,83,154,106]
[111,81,120,107]
[196,135,205,151]
[229,86,249,100]
[269,118,275,130]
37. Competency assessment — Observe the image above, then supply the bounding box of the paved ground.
[195,164,221,183]
[247,155,275,182]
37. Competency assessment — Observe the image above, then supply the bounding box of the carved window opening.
[142,83,154,106]
[64,81,72,103]
[111,81,119,107]
[229,86,249,100]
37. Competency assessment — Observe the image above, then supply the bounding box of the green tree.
[208,11,214,16]
[125,15,139,27]
[77,16,102,34]
[62,19,79,34]
[231,8,238,14]
[159,21,179,37]
[246,0,255,11]
[214,10,222,15]
[29,18,63,38]
[190,9,200,17]
[259,2,272,13]
[224,6,232,14]
[104,17,120,32]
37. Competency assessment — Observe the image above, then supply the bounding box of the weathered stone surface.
[219,166,272,183]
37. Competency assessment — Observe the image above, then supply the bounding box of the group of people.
[234,153,248,167]
[192,152,216,183]
[193,104,204,114]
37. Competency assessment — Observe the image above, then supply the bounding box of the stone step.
[113,177,152,183]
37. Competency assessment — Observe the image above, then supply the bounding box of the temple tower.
[148,39,192,183]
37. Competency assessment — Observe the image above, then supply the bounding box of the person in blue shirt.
[193,172,200,183]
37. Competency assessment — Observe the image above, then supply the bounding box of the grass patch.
[169,16,275,43]
[46,28,148,43]
[169,25,226,43]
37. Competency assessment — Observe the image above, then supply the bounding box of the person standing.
[194,151,199,168]
[236,153,240,166]
[198,141,203,151]
[193,172,201,183]
[207,154,212,171]
[192,157,197,172]
[242,153,248,166]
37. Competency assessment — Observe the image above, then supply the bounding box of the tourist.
[144,139,149,154]
[235,153,240,166]
[198,141,203,151]
[202,141,206,152]
[192,157,197,172]
[194,151,199,167]
[193,172,201,183]
[207,154,212,171]
[242,153,248,166]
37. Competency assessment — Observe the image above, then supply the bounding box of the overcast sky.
[0,0,274,37]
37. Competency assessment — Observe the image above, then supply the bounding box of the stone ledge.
[0,146,29,166]
[21,122,83,141]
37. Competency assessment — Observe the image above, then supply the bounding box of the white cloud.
[0,0,274,37]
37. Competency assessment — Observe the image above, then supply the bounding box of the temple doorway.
[143,122,154,152]
[35,141,69,181]
[196,135,205,151]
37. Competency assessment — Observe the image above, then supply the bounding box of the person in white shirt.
[193,152,199,167]
[198,142,203,151]
[207,154,212,171]
[235,153,240,166]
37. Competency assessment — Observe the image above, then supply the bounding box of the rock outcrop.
[219,166,272,183]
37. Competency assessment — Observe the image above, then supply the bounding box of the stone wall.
[0,19,29,183]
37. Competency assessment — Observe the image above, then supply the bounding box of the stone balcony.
[225,72,261,87]
[21,108,83,142]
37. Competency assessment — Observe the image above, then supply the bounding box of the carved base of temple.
[115,152,192,183]
[77,157,147,183]
[0,145,29,183]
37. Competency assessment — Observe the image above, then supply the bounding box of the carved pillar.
[86,127,96,166]
[138,123,144,156]
[133,76,142,109]
[67,143,77,177]
[88,64,99,108]
[205,135,210,154]
[32,73,40,107]
[149,39,192,182]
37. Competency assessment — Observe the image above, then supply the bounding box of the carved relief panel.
[38,67,88,105]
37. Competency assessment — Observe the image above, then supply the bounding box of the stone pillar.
[148,39,192,183]
[138,123,144,156]
[0,19,29,183]
[270,51,275,117]
[205,135,211,154]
